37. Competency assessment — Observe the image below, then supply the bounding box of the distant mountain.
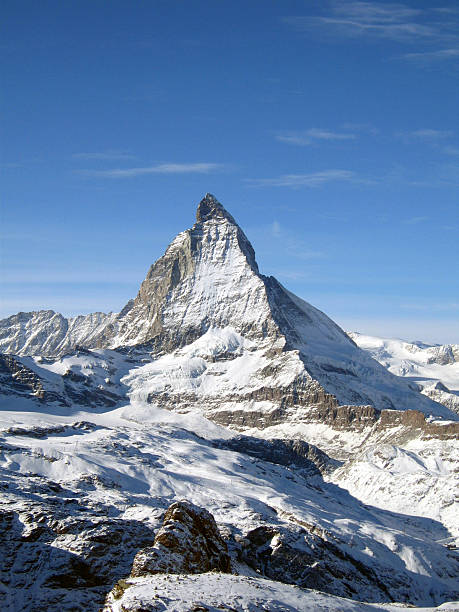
[348,332,459,414]
[0,310,117,358]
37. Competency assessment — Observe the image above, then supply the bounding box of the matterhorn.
[0,194,457,612]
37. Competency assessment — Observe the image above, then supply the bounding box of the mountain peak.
[196,193,237,225]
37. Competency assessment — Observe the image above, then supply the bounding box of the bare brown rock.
[131,500,231,577]
[376,409,459,441]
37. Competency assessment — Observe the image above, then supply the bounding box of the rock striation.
[214,435,339,476]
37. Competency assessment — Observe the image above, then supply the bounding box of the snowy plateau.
[0,194,458,612]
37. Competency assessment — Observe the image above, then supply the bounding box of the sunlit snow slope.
[348,332,459,414]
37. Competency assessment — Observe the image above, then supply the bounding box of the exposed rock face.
[0,350,125,409]
[0,473,158,612]
[426,345,459,366]
[376,408,459,439]
[0,353,46,399]
[107,194,277,353]
[422,382,459,415]
[131,501,231,577]
[214,435,339,475]
[211,401,379,434]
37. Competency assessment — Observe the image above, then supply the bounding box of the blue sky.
[2,0,458,343]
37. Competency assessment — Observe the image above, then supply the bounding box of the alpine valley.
[0,194,458,612]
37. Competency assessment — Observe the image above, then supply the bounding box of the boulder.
[131,500,231,577]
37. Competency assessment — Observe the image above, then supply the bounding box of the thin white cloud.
[318,17,432,40]
[409,129,453,140]
[402,48,459,61]
[432,7,459,15]
[405,216,429,225]
[2,162,24,168]
[271,221,282,237]
[332,2,421,23]
[73,151,136,160]
[247,169,361,188]
[397,129,455,144]
[395,130,459,162]
[283,2,434,42]
[276,128,356,146]
[283,1,458,45]
[341,122,380,135]
[273,269,312,281]
[266,222,326,261]
[77,163,224,178]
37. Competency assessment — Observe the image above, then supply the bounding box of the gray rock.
[214,435,339,476]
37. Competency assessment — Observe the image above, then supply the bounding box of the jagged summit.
[196,193,238,225]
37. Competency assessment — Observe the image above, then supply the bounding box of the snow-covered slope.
[330,438,459,538]
[103,573,459,612]
[348,332,459,414]
[1,402,458,611]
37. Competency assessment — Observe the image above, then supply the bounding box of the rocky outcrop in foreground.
[130,501,231,577]
[104,501,231,609]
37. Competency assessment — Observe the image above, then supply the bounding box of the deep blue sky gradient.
[2,0,458,342]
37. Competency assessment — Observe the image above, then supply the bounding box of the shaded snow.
[0,399,458,609]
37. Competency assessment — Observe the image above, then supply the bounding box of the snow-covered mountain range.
[348,332,459,415]
[1,194,458,612]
